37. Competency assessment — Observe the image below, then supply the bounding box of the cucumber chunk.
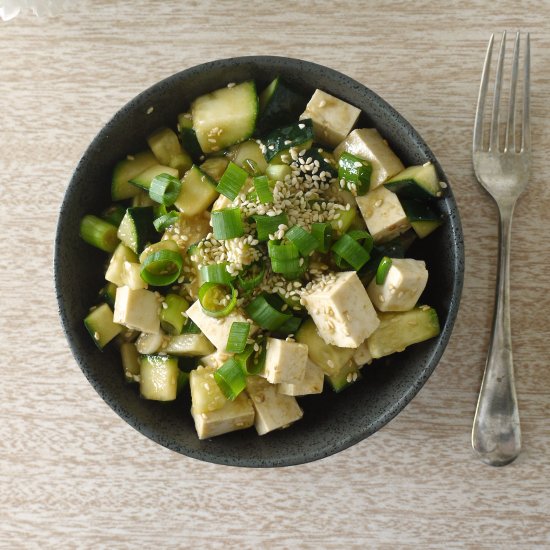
[163,333,215,357]
[117,207,156,254]
[174,165,218,217]
[120,342,140,382]
[178,112,203,162]
[326,360,362,392]
[129,164,179,191]
[139,355,179,401]
[385,162,442,199]
[111,151,157,201]
[262,119,314,163]
[256,77,307,136]
[191,81,258,153]
[295,318,355,375]
[401,199,443,238]
[84,303,122,350]
[190,365,228,414]
[200,157,230,182]
[226,139,268,174]
[147,127,192,175]
[367,307,440,359]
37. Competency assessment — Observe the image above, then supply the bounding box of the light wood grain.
[1,1,550,548]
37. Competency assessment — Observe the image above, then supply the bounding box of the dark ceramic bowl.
[55,56,464,467]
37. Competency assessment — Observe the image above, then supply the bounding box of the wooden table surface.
[2,1,549,548]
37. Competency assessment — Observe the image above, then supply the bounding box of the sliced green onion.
[182,318,201,334]
[101,205,126,227]
[253,175,274,204]
[331,234,371,271]
[311,222,333,253]
[245,294,292,330]
[338,152,372,195]
[199,263,233,285]
[160,294,189,335]
[198,282,238,318]
[140,249,183,286]
[285,225,318,256]
[225,321,251,354]
[243,158,261,176]
[149,173,182,205]
[236,338,267,375]
[253,213,288,241]
[267,240,299,260]
[376,256,393,285]
[214,357,247,400]
[211,207,244,240]
[80,215,119,253]
[347,229,374,254]
[216,161,248,200]
[153,210,180,232]
[237,262,266,291]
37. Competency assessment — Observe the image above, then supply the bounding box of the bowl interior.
[55,56,464,467]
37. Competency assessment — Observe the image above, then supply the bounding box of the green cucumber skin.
[263,119,314,162]
[255,78,308,136]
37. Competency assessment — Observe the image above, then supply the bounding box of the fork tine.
[504,32,520,152]
[521,33,531,152]
[489,32,507,151]
[473,34,494,152]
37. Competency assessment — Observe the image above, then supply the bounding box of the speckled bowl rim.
[55,56,464,467]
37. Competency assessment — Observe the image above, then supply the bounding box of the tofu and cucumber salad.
[80,77,445,439]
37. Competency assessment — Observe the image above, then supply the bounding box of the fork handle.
[471,203,521,466]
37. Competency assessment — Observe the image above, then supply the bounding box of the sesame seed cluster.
[187,146,352,303]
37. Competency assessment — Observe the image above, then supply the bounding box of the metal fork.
[471,31,531,466]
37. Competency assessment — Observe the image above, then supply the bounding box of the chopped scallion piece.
[214,357,247,400]
[211,207,244,240]
[226,321,251,353]
[177,370,190,394]
[153,210,180,232]
[253,213,289,241]
[268,240,305,278]
[80,215,119,253]
[101,205,126,227]
[376,256,393,285]
[338,152,372,195]
[267,240,299,260]
[285,225,318,256]
[253,175,274,203]
[331,234,371,271]
[236,338,267,375]
[276,315,302,336]
[243,158,261,176]
[237,262,266,291]
[182,318,201,334]
[199,263,233,285]
[149,173,182,205]
[310,222,333,253]
[347,229,374,254]
[216,161,248,200]
[140,249,183,286]
[245,294,292,330]
[198,282,238,318]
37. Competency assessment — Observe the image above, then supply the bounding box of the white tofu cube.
[113,286,160,333]
[191,392,255,439]
[278,359,324,396]
[246,376,303,435]
[300,89,360,148]
[263,338,308,384]
[211,193,234,211]
[355,186,410,243]
[334,128,404,188]
[186,300,257,350]
[353,341,373,367]
[302,271,380,348]
[200,350,233,369]
[367,258,428,312]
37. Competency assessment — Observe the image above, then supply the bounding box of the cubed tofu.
[246,376,303,435]
[190,365,230,414]
[367,258,428,312]
[200,350,233,369]
[334,129,404,188]
[191,392,255,439]
[278,359,324,396]
[113,286,160,333]
[300,89,360,148]
[353,340,373,367]
[355,186,410,243]
[211,193,234,211]
[263,337,308,384]
[302,271,380,348]
[186,300,257,350]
